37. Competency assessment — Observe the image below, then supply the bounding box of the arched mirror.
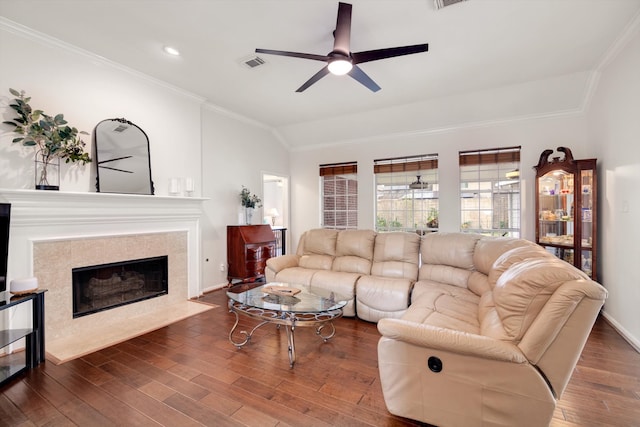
[94,118,154,195]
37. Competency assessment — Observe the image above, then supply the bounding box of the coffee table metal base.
[228,299,343,367]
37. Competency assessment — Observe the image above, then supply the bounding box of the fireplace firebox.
[72,256,168,318]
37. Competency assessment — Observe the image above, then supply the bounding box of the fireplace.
[72,256,168,318]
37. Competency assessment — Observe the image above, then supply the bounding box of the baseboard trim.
[601,310,640,353]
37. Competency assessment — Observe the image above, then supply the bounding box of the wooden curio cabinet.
[227,225,276,284]
[534,147,597,280]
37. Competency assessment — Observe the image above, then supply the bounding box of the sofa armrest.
[377,318,526,363]
[265,254,300,275]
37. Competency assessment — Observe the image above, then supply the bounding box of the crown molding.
[580,9,640,113]
[0,17,206,104]
[200,101,270,129]
[200,102,291,150]
[594,8,640,72]
[286,107,584,153]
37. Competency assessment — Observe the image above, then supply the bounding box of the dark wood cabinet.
[534,147,598,280]
[227,225,276,284]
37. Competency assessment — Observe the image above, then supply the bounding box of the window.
[320,162,357,230]
[459,147,521,237]
[374,154,439,233]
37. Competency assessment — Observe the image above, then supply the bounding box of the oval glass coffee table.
[226,282,350,367]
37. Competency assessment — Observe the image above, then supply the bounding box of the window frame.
[459,146,521,237]
[374,154,439,234]
[320,162,358,230]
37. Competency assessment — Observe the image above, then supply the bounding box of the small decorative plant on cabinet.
[3,89,92,190]
[240,185,262,224]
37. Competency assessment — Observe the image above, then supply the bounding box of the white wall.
[587,23,640,350]
[289,113,589,251]
[200,106,289,289]
[0,21,291,292]
[0,21,203,194]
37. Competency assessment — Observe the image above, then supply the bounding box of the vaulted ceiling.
[2,0,639,149]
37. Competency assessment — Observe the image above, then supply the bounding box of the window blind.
[319,161,357,176]
[374,154,438,173]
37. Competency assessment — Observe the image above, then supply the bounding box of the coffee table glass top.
[226,282,349,313]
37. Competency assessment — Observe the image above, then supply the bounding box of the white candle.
[169,178,180,195]
[184,177,194,195]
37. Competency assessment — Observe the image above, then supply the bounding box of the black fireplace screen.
[72,256,168,318]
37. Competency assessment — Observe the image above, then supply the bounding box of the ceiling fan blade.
[348,65,381,92]
[256,48,329,62]
[333,2,352,55]
[351,43,429,64]
[296,66,331,92]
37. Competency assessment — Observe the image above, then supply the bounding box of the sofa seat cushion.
[310,270,361,317]
[356,275,413,322]
[273,266,317,286]
[298,254,334,270]
[406,282,481,335]
[416,264,474,292]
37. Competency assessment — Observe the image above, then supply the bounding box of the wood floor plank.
[99,379,202,427]
[1,288,639,426]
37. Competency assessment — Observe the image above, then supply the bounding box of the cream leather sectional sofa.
[265,229,607,426]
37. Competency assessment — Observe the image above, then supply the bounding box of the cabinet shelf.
[0,328,33,348]
[534,147,597,280]
[0,290,46,387]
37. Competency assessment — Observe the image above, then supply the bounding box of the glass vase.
[245,207,254,225]
[35,151,60,190]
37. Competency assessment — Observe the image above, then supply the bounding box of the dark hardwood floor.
[1,288,639,427]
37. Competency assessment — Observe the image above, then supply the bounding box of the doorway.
[262,173,289,255]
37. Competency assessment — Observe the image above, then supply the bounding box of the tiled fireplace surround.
[0,189,209,363]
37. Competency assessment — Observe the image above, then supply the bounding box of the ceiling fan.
[256,2,429,93]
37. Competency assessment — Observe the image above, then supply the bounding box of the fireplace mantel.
[0,189,207,226]
[0,189,207,299]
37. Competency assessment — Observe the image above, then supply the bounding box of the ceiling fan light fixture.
[409,175,428,190]
[328,58,353,75]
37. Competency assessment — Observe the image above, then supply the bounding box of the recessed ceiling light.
[163,46,180,56]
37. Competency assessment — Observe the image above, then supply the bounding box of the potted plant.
[426,208,439,229]
[3,88,91,190]
[240,185,262,224]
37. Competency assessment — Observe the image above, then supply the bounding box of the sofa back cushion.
[488,244,552,288]
[371,232,420,280]
[493,257,590,340]
[420,232,482,270]
[333,229,376,274]
[473,237,535,275]
[297,228,338,271]
[301,228,338,255]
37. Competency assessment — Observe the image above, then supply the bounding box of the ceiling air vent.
[240,55,267,69]
[434,0,468,10]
